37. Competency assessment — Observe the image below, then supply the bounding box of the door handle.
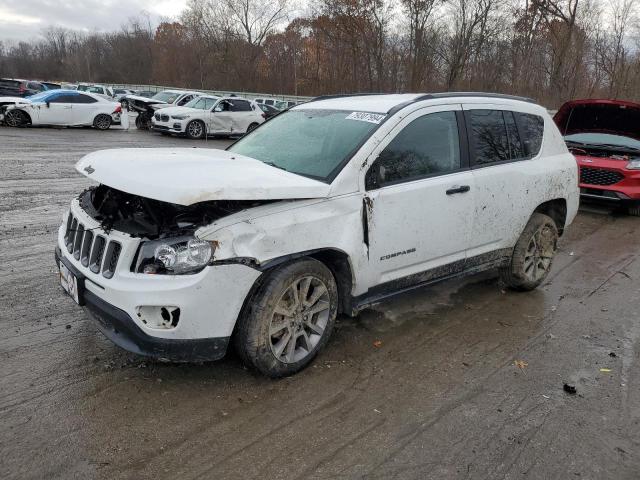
[446,185,471,195]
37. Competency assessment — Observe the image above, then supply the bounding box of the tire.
[186,120,206,139]
[135,114,151,130]
[93,114,112,130]
[500,213,559,291]
[628,205,640,216]
[4,109,28,127]
[234,258,338,377]
[246,122,259,134]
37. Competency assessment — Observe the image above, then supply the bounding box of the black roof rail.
[308,93,384,103]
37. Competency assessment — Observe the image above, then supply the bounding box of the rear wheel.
[186,120,206,139]
[234,258,338,377]
[500,213,558,291]
[93,114,112,130]
[4,109,28,127]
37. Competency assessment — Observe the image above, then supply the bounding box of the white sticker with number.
[345,112,386,124]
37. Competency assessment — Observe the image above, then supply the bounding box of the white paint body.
[150,97,265,136]
[58,94,579,344]
[1,91,121,127]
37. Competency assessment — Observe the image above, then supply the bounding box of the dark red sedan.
[554,99,640,215]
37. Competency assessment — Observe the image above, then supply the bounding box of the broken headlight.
[627,159,640,169]
[135,236,213,275]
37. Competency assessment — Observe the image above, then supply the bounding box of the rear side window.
[367,111,461,188]
[75,94,98,104]
[468,110,511,165]
[230,100,252,112]
[516,113,544,158]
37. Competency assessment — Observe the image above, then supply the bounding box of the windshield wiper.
[263,161,289,172]
[565,140,640,153]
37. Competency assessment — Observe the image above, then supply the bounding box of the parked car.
[125,90,206,129]
[1,89,122,129]
[149,94,219,135]
[258,102,280,119]
[554,99,640,216]
[42,82,62,90]
[0,78,47,97]
[151,96,264,139]
[77,84,115,99]
[54,93,578,377]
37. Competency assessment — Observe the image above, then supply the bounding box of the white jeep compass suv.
[55,93,579,377]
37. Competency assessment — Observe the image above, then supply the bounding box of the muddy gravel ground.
[1,124,640,480]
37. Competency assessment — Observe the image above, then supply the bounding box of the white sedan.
[151,96,265,139]
[1,90,122,129]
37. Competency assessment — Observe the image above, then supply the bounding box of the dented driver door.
[362,105,475,288]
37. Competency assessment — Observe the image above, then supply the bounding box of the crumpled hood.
[75,148,331,205]
[124,94,167,105]
[554,99,640,141]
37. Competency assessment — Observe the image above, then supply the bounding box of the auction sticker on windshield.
[345,112,386,124]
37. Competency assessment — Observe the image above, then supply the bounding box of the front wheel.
[93,114,112,130]
[246,122,259,134]
[500,213,558,291]
[186,120,206,139]
[234,258,338,377]
[4,109,28,127]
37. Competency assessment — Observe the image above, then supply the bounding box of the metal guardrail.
[106,84,312,103]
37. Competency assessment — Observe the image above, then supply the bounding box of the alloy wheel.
[269,275,331,364]
[188,121,204,138]
[523,225,556,281]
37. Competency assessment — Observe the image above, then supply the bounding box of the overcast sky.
[0,0,189,42]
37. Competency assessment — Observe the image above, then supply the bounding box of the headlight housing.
[627,159,640,169]
[135,236,214,275]
[171,114,190,120]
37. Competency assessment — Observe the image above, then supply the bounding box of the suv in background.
[77,84,115,99]
[554,99,640,215]
[0,78,47,97]
[55,93,578,377]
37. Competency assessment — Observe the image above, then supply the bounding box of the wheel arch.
[534,198,567,236]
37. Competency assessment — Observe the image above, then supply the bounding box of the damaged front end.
[79,185,272,275]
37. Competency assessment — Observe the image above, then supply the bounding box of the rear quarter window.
[516,113,544,158]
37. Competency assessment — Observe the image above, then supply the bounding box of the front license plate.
[59,262,80,304]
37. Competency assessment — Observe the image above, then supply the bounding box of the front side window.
[228,109,380,181]
[49,94,76,103]
[367,111,461,188]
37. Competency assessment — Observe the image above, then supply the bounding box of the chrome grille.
[580,167,624,186]
[64,213,121,279]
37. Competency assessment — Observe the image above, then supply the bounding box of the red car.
[554,99,640,215]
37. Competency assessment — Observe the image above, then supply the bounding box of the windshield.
[228,109,382,181]
[152,91,180,103]
[27,91,57,101]
[565,132,640,150]
[184,96,218,109]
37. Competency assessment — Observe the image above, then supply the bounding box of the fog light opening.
[136,306,181,330]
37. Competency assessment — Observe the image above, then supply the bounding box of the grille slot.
[80,230,94,266]
[580,167,624,186]
[89,236,107,274]
[102,242,122,279]
[73,223,84,259]
[66,217,78,253]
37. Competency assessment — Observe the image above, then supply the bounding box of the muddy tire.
[628,205,640,216]
[186,120,206,139]
[93,114,112,130]
[500,213,558,291]
[234,258,338,378]
[4,109,29,127]
[246,122,259,134]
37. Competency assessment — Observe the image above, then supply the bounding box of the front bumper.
[151,117,186,133]
[577,156,640,203]
[56,247,230,361]
[55,200,262,361]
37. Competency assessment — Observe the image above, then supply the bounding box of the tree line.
[0,0,638,107]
